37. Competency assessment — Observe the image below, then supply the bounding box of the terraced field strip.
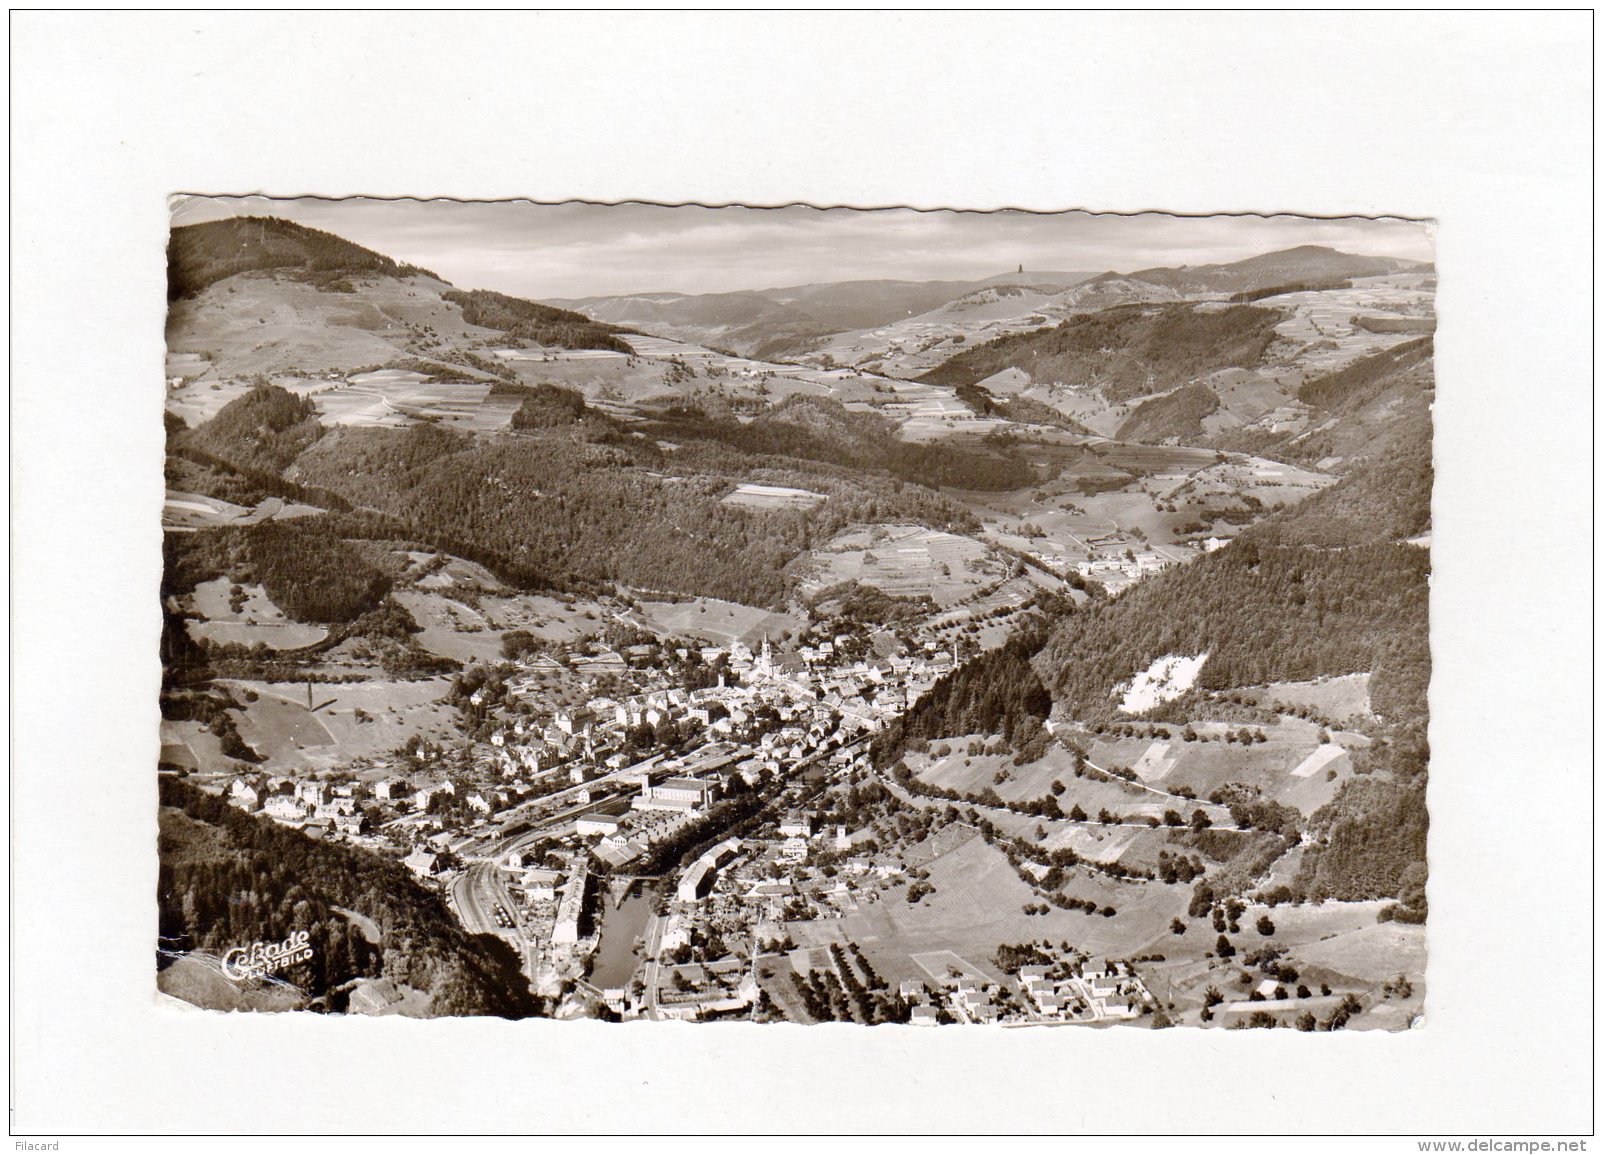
[1289,743,1346,778]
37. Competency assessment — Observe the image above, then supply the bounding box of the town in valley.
[159,202,1432,1029]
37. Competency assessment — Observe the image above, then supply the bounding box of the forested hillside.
[1293,775,1428,913]
[163,520,394,624]
[918,303,1285,402]
[1115,381,1220,442]
[159,778,539,1017]
[871,618,1057,767]
[441,288,635,354]
[1032,536,1428,724]
[1019,411,1432,908]
[289,412,983,607]
[638,395,1037,492]
[168,216,439,301]
[1298,335,1434,413]
[179,383,325,475]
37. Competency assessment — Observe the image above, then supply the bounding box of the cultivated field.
[788,835,1188,989]
[1266,275,1436,375]
[911,740,1184,821]
[721,483,828,512]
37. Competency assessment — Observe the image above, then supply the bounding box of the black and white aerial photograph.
[12,10,1592,1143]
[157,199,1435,1029]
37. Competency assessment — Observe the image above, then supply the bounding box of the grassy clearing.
[788,836,1187,989]
[721,483,828,511]
[158,719,233,775]
[222,677,458,770]
[909,741,1195,824]
[1251,905,1425,984]
[391,589,505,664]
[164,490,253,530]
[185,577,329,650]
[796,524,1006,608]
[1086,715,1349,814]
[635,597,804,646]
[157,955,307,1013]
[1261,673,1373,722]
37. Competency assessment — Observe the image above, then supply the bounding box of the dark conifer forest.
[159,778,540,1017]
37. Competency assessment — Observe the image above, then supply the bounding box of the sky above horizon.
[170,196,1435,300]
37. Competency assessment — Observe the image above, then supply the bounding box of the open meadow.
[795,524,1008,608]
[223,677,460,771]
[789,834,1192,990]
[1087,715,1359,815]
[183,577,329,650]
[633,597,805,647]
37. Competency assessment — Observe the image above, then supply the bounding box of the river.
[588,883,656,991]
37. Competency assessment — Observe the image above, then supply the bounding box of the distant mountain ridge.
[545,272,1100,359]
[548,246,1422,367]
[1125,244,1429,297]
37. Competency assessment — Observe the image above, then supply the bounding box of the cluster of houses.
[890,963,1153,1026]
[949,975,1005,1024]
[227,775,368,838]
[1015,963,1151,1022]
[492,849,592,951]
[897,979,943,1026]
[1074,550,1173,582]
[226,763,517,851]
[649,964,759,1023]
[489,637,956,789]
